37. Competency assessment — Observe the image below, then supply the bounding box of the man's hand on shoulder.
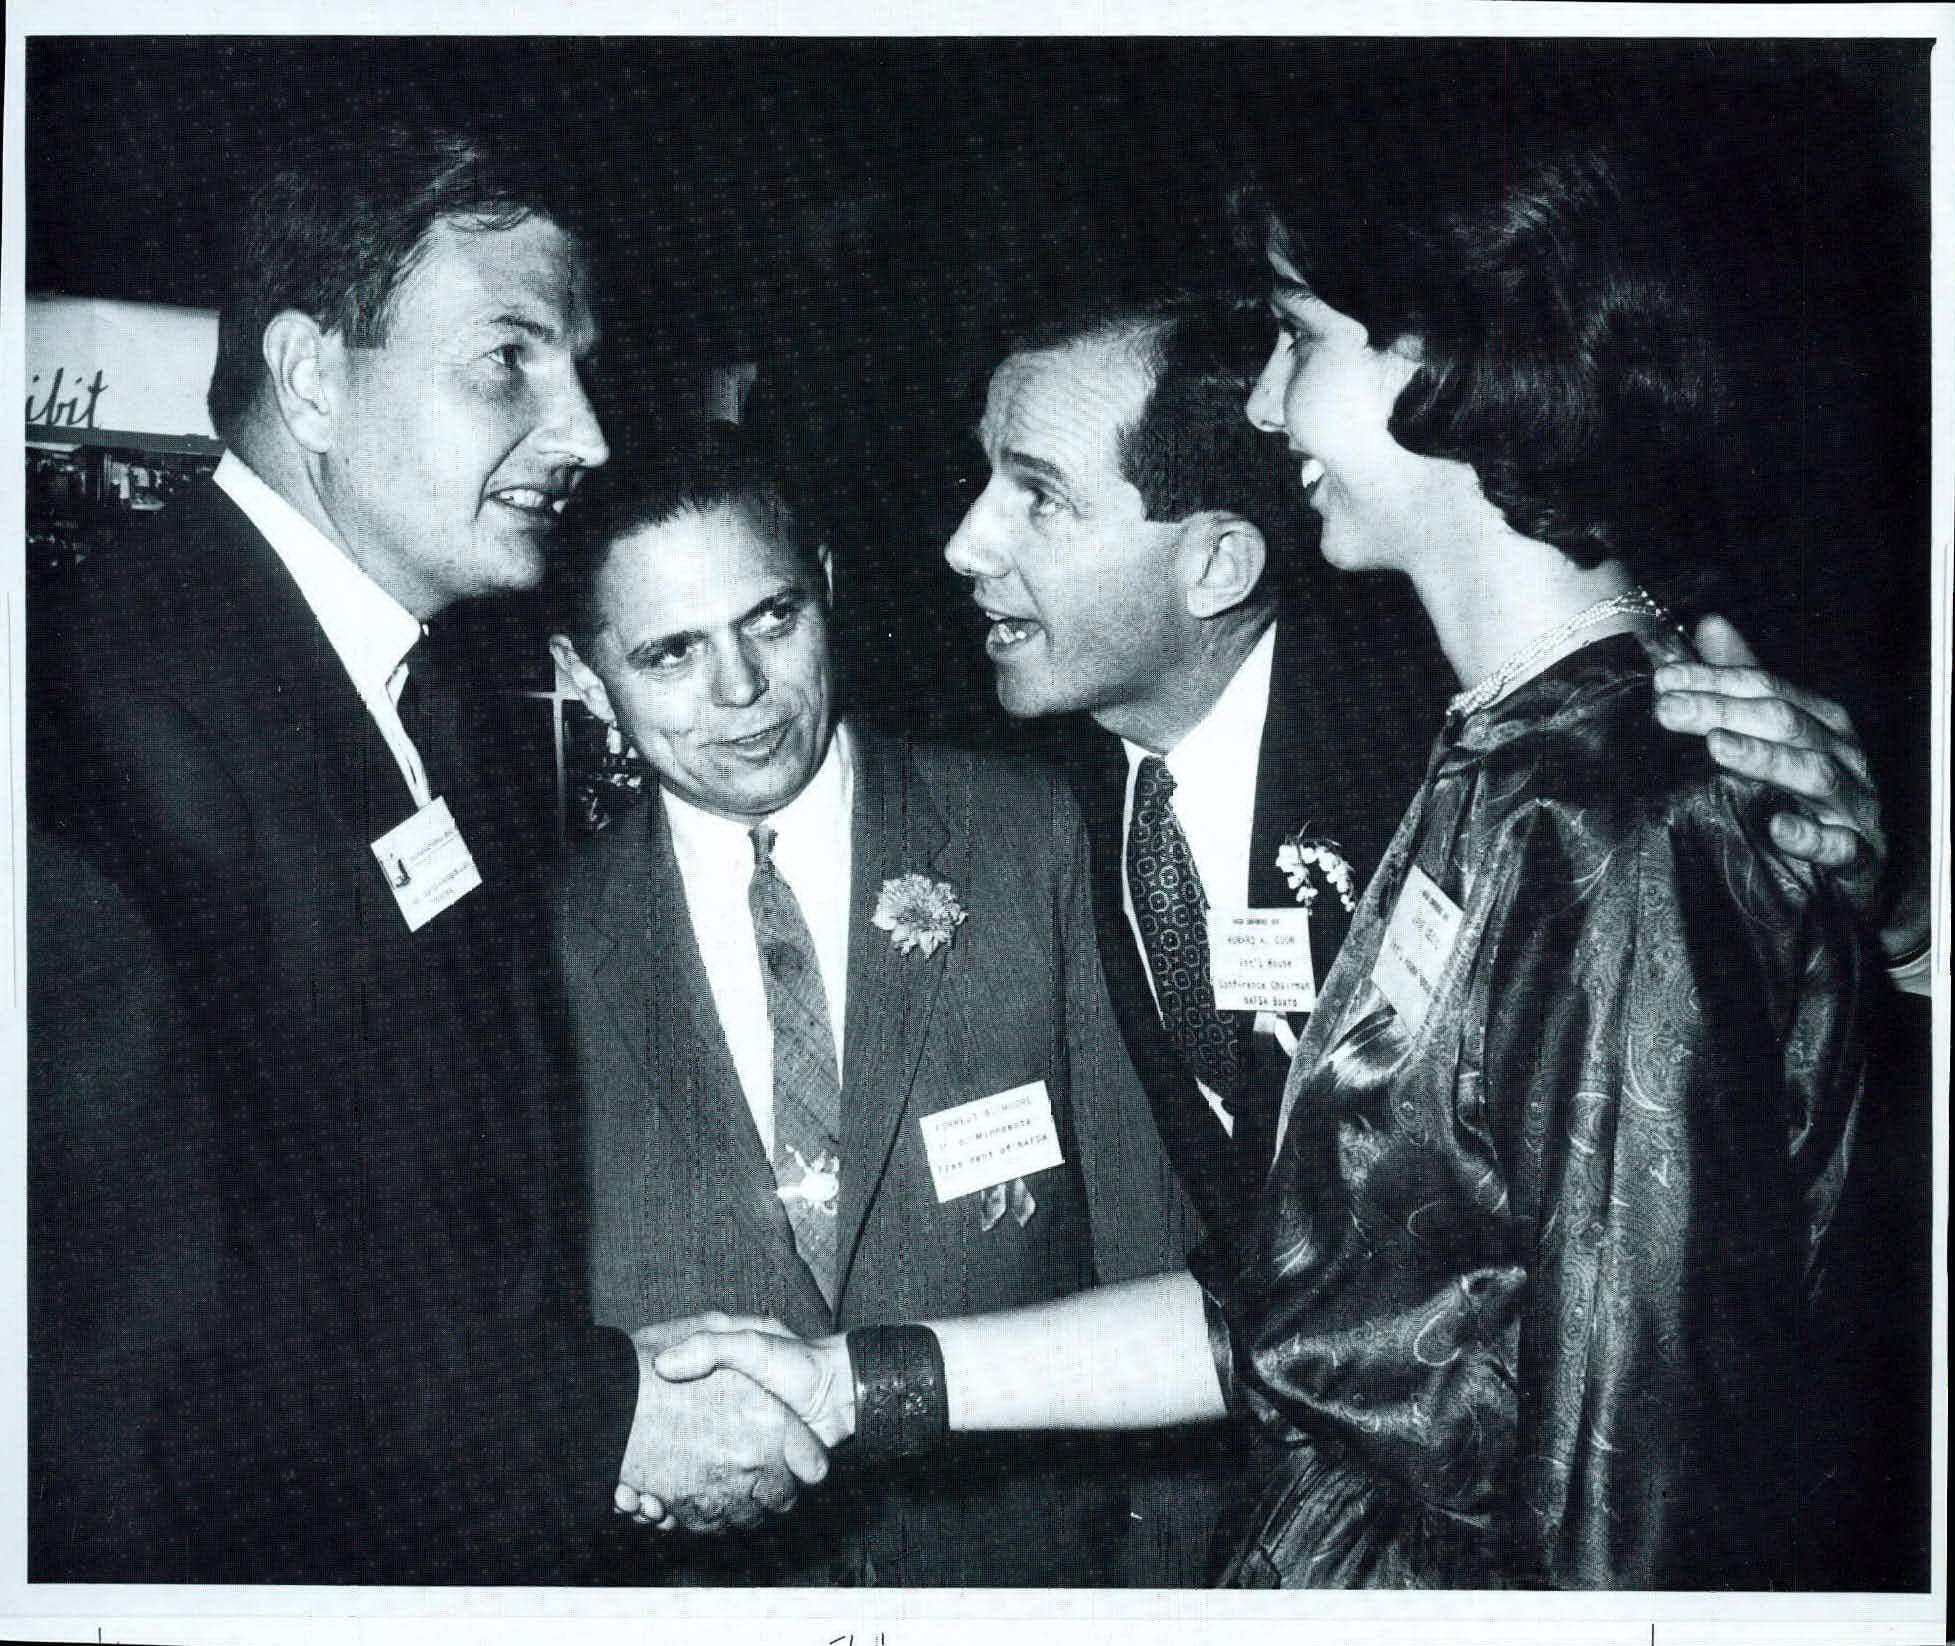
[616,1313,830,1534]
[1652,615,1922,948]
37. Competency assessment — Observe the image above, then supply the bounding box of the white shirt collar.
[661,719,855,868]
[215,450,423,694]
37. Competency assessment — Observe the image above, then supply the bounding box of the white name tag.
[370,797,483,932]
[1371,864,1464,1034]
[918,1080,1065,1204]
[1208,907,1316,1015]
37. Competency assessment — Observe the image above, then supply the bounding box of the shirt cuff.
[1886,947,1932,999]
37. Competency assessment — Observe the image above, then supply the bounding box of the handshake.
[615,1313,857,1532]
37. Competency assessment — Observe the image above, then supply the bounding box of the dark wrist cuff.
[846,1325,948,1461]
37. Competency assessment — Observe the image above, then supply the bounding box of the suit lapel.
[1072,728,1169,1074]
[832,727,951,1302]
[1064,719,1245,1251]
[192,485,422,848]
[583,804,831,1324]
[1250,609,1447,992]
[1249,615,1377,991]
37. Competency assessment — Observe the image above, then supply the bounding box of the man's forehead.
[401,214,597,345]
[598,506,808,624]
[982,338,1152,467]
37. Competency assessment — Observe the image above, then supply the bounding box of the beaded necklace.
[1447,587,1668,719]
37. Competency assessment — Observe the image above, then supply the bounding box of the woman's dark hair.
[207,126,581,443]
[548,426,816,654]
[1244,138,1727,600]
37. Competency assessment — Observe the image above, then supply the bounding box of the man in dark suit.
[27,129,711,1583]
[547,446,1198,1585]
[944,295,1903,1262]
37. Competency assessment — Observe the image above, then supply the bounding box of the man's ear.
[548,634,618,730]
[1182,514,1267,620]
[816,543,835,603]
[262,310,339,455]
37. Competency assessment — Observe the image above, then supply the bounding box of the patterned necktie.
[748,824,843,1307]
[1127,755,1242,1105]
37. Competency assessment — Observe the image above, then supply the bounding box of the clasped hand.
[616,1313,843,1533]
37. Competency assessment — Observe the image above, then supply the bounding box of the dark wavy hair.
[207,126,581,443]
[1244,140,1727,601]
[548,427,816,655]
[1008,294,1310,605]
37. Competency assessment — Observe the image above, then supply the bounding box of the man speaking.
[945,296,1908,1259]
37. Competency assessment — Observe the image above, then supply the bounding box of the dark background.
[29,36,1932,844]
[25,35,1938,1592]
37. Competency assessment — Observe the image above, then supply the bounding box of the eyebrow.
[619,583,806,667]
[483,309,602,358]
[998,448,1068,487]
[484,312,558,342]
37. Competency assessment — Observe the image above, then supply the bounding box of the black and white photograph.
[6,7,1946,1644]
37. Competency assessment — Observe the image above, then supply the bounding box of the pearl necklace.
[1447,587,1669,719]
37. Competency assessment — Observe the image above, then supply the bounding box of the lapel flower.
[1276,829,1358,915]
[873,873,967,957]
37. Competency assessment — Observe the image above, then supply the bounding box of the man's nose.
[1245,340,1289,435]
[944,481,1009,581]
[711,640,767,708]
[540,369,611,472]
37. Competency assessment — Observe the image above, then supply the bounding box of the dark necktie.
[749,824,843,1307]
[394,633,452,802]
[1126,755,1242,1107]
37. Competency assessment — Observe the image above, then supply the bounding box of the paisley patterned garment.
[1196,632,1872,1589]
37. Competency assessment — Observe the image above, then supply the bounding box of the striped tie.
[749,824,843,1306]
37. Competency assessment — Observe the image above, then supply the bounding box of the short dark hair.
[1245,139,1726,597]
[1007,295,1308,603]
[207,126,580,443]
[548,428,817,655]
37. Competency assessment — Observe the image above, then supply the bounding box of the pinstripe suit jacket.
[555,725,1202,1585]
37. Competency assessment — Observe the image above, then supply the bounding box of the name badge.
[1208,907,1316,1015]
[370,797,483,932]
[918,1080,1065,1204]
[1371,864,1464,1034]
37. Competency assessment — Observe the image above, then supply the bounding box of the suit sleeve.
[27,827,222,1579]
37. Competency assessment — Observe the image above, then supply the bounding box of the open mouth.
[981,608,1043,655]
[718,722,792,760]
[488,485,570,522]
[1295,456,1326,500]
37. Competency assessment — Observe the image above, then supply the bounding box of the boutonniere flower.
[775,1145,841,1216]
[873,873,967,957]
[1276,829,1358,915]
